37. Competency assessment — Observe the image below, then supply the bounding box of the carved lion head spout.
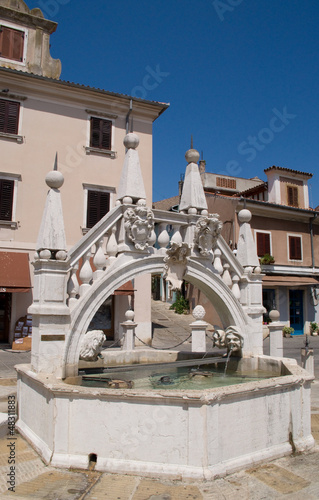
[79,330,106,361]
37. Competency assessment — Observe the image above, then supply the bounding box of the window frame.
[85,114,116,158]
[255,230,272,257]
[82,184,116,232]
[0,22,28,66]
[0,97,23,143]
[287,185,299,208]
[0,172,21,228]
[287,234,303,262]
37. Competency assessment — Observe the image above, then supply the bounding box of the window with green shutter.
[0,99,20,135]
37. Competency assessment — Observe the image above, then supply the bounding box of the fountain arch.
[64,253,251,377]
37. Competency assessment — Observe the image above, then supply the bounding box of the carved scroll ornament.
[163,242,191,291]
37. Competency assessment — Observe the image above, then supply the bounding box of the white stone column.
[121,310,137,351]
[301,337,314,375]
[268,310,284,357]
[190,305,207,352]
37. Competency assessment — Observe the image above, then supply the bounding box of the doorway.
[0,293,11,343]
[289,290,304,336]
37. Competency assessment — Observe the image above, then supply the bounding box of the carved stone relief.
[163,242,191,291]
[194,214,222,256]
[124,203,154,250]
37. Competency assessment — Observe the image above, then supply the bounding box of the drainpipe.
[310,213,318,269]
[126,99,133,135]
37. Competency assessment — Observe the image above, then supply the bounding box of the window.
[256,231,271,257]
[287,186,298,207]
[0,25,24,62]
[0,179,14,221]
[86,190,110,228]
[289,235,302,260]
[0,99,20,135]
[90,117,112,150]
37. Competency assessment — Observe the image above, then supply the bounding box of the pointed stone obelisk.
[117,133,146,204]
[179,145,208,214]
[36,154,67,260]
[236,209,259,268]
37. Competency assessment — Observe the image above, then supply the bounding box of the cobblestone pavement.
[0,300,319,498]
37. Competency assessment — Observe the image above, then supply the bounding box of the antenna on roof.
[190,135,193,149]
[201,150,204,160]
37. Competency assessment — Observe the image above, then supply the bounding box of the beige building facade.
[155,165,319,334]
[0,0,168,344]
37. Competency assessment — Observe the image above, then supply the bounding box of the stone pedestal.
[268,310,284,358]
[190,305,207,352]
[301,348,314,376]
[121,310,137,351]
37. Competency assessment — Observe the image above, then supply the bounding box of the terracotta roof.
[264,165,313,178]
[153,195,180,211]
[235,182,268,197]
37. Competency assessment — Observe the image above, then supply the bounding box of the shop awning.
[0,252,32,293]
[262,275,319,287]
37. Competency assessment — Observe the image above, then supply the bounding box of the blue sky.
[27,0,319,205]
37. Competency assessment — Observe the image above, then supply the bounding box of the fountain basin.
[16,354,314,480]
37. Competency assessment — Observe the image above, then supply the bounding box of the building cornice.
[237,198,319,222]
[0,6,58,34]
[0,67,169,121]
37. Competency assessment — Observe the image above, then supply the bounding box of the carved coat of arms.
[194,215,223,256]
[124,204,154,250]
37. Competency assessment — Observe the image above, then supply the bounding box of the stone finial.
[192,305,206,321]
[36,157,67,258]
[236,209,259,268]
[179,145,208,214]
[117,133,147,204]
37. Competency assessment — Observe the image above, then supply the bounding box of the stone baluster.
[79,250,93,296]
[222,263,232,288]
[171,224,183,245]
[213,248,223,275]
[149,228,157,247]
[121,310,137,351]
[93,238,107,280]
[106,225,118,265]
[231,274,241,300]
[157,223,170,252]
[67,263,79,306]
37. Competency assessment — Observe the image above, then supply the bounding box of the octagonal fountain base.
[16,354,314,480]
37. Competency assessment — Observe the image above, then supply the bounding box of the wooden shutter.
[86,191,110,228]
[287,186,298,207]
[0,26,24,62]
[0,99,20,135]
[90,117,111,150]
[0,179,14,221]
[256,232,270,256]
[289,236,301,260]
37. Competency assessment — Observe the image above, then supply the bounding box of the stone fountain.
[15,136,314,479]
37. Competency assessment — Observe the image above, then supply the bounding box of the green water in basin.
[81,361,276,391]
